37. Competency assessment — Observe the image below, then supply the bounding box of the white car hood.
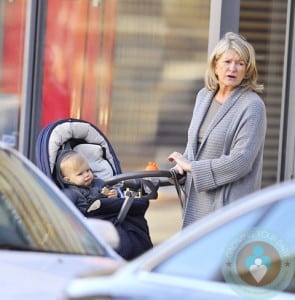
[0,250,119,300]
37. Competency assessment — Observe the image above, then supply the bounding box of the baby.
[59,151,118,212]
[55,150,153,260]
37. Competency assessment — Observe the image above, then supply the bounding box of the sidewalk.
[146,186,182,245]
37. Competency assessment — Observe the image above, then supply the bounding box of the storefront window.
[109,1,210,172]
[40,0,210,243]
[239,0,288,187]
[108,1,210,243]
[0,0,27,148]
[41,0,116,133]
[41,0,210,174]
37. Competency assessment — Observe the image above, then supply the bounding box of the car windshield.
[153,194,295,289]
[0,148,107,256]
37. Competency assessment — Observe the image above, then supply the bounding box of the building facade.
[0,0,294,189]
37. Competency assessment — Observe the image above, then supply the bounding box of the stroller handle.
[107,170,185,224]
[104,170,173,186]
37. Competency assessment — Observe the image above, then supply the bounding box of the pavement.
[145,186,182,245]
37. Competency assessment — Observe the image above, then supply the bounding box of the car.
[0,142,124,300]
[63,179,295,300]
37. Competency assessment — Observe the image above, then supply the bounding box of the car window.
[0,148,107,256]
[153,196,295,285]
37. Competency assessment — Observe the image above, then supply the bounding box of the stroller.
[35,118,173,260]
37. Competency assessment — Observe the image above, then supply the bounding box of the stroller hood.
[35,118,122,182]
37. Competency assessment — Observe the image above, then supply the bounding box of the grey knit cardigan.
[182,86,267,227]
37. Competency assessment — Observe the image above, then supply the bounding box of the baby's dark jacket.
[62,178,149,219]
[62,178,153,260]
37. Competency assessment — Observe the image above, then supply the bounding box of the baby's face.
[62,155,94,187]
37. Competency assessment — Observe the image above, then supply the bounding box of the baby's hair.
[59,151,85,176]
[60,150,79,162]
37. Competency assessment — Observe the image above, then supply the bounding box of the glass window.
[40,0,210,172]
[239,0,288,187]
[0,0,27,148]
[109,1,210,172]
[0,148,107,256]
[41,0,116,132]
[153,196,295,287]
[40,0,210,243]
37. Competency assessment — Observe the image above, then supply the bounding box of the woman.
[168,32,267,228]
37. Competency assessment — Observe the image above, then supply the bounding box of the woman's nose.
[229,62,236,71]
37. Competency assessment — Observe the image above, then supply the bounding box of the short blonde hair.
[60,151,87,177]
[205,32,264,93]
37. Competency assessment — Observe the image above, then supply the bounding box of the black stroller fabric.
[35,118,153,260]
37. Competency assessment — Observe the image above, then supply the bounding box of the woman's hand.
[167,152,192,174]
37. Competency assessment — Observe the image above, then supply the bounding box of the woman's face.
[214,49,246,92]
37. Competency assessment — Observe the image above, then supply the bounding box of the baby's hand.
[107,189,118,198]
[102,187,118,198]
[101,186,110,196]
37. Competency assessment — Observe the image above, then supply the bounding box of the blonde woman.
[168,32,266,227]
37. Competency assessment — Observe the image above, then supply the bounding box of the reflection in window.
[0,149,106,256]
[0,192,30,246]
[240,0,288,187]
[109,1,210,171]
[153,196,295,288]
[0,0,27,147]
